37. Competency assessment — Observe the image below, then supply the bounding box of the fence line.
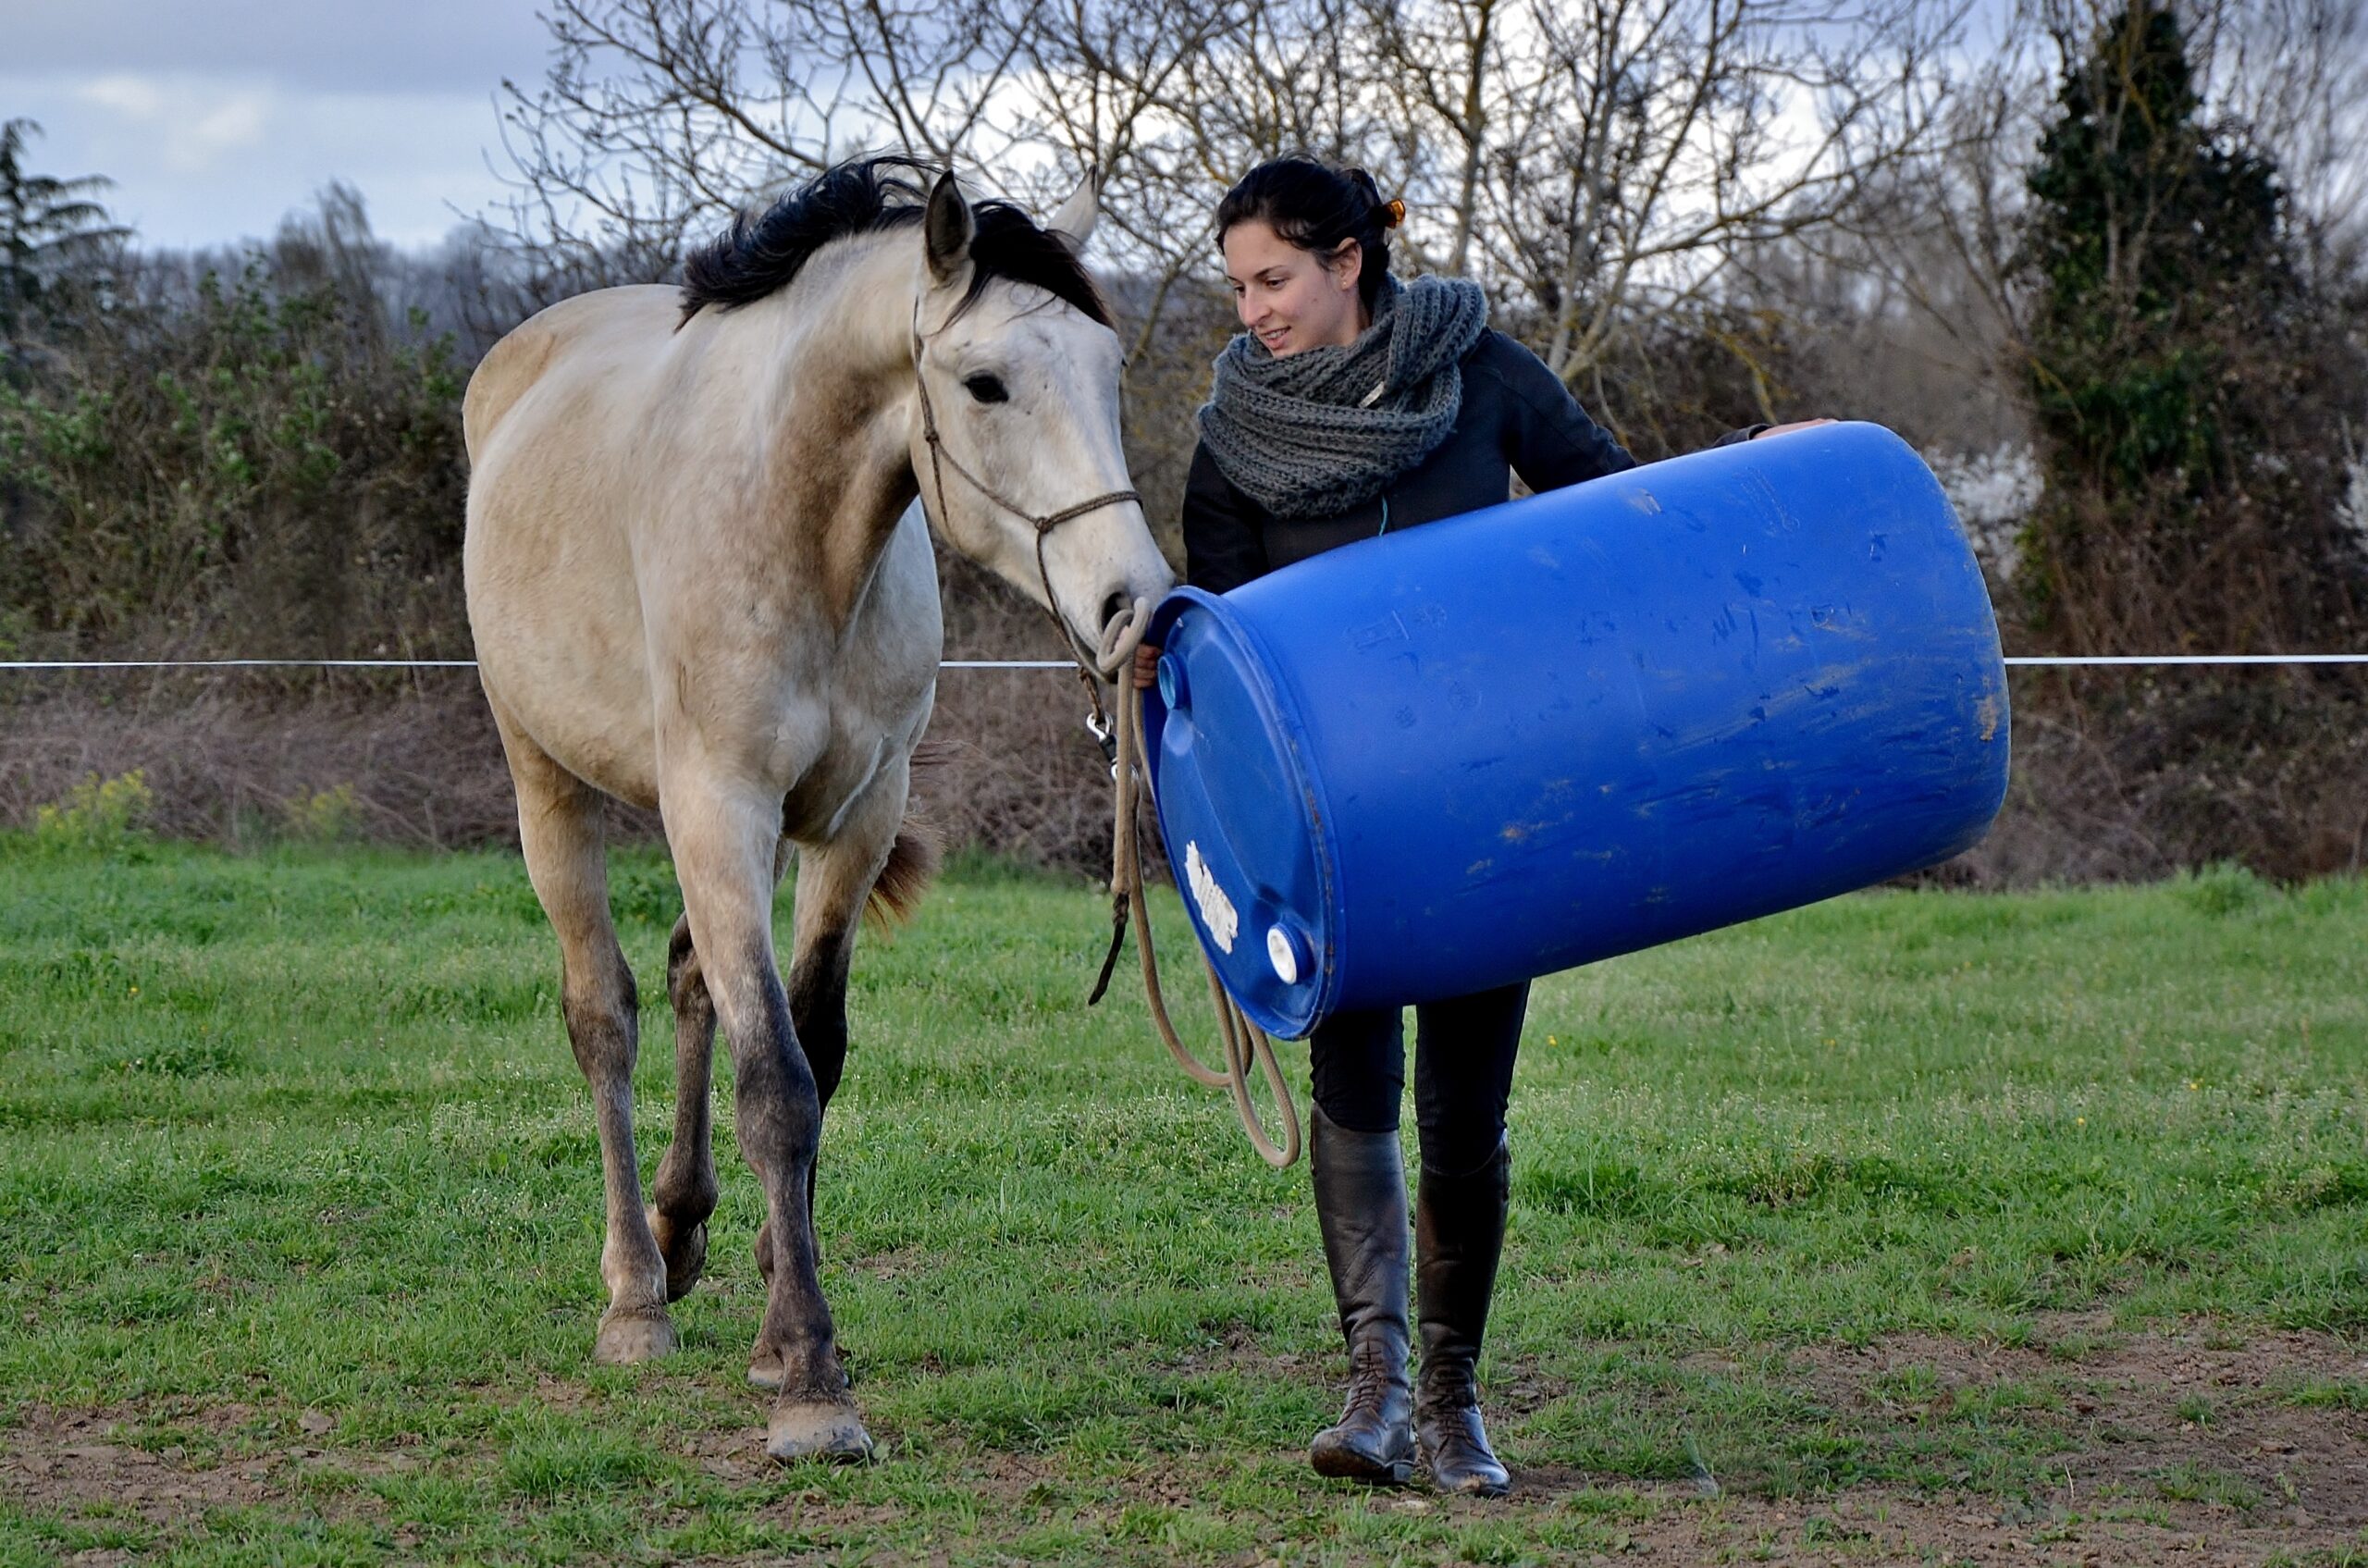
[0,659,1074,672]
[2000,654,2368,667]
[3,654,2368,673]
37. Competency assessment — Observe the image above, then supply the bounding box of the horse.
[460,156,1173,1461]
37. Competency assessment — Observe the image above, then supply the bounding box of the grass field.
[1,839,2364,1566]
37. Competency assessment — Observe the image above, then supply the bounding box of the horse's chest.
[779,709,911,841]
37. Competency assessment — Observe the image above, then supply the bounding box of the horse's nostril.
[1099,590,1128,632]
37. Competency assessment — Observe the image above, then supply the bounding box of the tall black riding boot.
[1307,1106,1414,1483]
[1413,1136,1512,1496]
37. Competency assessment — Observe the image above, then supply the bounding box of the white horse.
[461,157,1172,1460]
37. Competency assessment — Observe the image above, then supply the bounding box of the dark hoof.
[765,1399,873,1463]
[593,1307,678,1364]
[649,1210,708,1303]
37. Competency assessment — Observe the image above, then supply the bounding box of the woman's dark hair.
[1215,157,1400,315]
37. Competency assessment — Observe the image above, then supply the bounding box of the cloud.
[7,68,518,249]
[75,74,276,176]
[77,74,166,120]
[183,91,275,173]
[3,0,557,248]
[13,0,553,96]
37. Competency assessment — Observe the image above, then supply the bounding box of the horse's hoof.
[593,1307,679,1364]
[649,1211,709,1303]
[765,1399,873,1464]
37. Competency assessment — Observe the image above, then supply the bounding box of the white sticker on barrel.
[1183,842,1239,953]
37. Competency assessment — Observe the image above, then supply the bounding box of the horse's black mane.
[678,154,1111,329]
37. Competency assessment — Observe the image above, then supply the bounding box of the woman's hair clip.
[1379,198,1406,229]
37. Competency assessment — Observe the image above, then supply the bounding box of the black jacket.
[1183,327,1761,592]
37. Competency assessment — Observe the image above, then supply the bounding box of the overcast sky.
[3,0,557,252]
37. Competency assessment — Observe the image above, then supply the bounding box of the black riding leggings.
[1308,981,1528,1175]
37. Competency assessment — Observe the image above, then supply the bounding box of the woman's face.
[1222,219,1366,356]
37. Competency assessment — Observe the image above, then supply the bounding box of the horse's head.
[908,171,1174,676]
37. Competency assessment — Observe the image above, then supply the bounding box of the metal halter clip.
[1085,706,1119,776]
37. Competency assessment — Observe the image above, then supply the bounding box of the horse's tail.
[865,740,953,930]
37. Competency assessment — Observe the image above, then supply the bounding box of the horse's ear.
[1047,167,1101,253]
[924,170,974,285]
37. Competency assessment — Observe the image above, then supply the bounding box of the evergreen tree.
[2016,2,2337,650]
[0,118,130,354]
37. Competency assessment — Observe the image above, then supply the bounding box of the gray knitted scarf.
[1197,275,1490,520]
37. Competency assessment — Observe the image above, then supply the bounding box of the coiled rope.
[1095,679,1302,1167]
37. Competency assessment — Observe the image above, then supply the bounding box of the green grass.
[0,842,2363,1563]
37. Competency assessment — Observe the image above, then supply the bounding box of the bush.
[279,782,362,843]
[31,768,154,855]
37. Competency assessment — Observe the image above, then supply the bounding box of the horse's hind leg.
[490,700,675,1364]
[648,913,716,1302]
[785,780,902,1118]
[650,836,792,1303]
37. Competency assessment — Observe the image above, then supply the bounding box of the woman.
[1138,157,1823,1496]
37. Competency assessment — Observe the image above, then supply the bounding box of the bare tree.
[484,0,1039,293]
[1445,0,1971,388]
[2186,0,2368,278]
[487,0,1973,394]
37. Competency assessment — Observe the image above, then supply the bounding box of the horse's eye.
[963,373,1009,404]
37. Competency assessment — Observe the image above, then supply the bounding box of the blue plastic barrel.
[1141,421,2009,1039]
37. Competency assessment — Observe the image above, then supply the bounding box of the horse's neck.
[770,232,920,384]
[748,235,925,627]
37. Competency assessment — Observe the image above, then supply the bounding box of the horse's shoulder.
[464,287,679,458]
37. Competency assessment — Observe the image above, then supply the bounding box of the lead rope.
[1104,677,1303,1168]
[910,306,1299,1167]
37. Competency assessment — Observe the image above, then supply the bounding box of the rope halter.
[908,302,1144,710]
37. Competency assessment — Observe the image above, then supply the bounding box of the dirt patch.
[1789,1313,2368,1516]
[1464,1480,2360,1567]
[0,1400,404,1530]
[11,1321,2364,1566]
[1716,1312,2368,1565]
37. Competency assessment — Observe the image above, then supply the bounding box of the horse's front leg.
[649,835,793,1306]
[758,763,913,1308]
[489,700,676,1365]
[664,773,869,1463]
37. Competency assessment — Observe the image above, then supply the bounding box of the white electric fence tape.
[3,656,2367,673]
[0,659,1081,671]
